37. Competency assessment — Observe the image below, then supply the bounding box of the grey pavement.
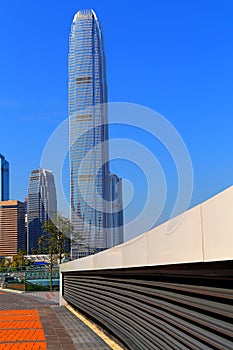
[54,305,112,350]
[0,290,111,350]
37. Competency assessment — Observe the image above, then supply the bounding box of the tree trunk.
[58,253,62,265]
[49,254,53,291]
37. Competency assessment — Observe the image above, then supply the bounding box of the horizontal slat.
[65,279,233,337]
[62,261,233,350]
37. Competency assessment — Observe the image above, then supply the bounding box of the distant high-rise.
[69,9,109,259]
[108,174,124,247]
[0,153,9,201]
[0,200,26,256]
[27,169,57,253]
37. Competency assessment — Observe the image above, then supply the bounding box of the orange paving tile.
[0,309,47,349]
[0,310,38,316]
[0,315,38,322]
[0,342,47,350]
[0,320,42,329]
[0,329,46,342]
[0,292,5,295]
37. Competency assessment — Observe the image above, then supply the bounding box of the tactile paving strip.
[0,309,47,350]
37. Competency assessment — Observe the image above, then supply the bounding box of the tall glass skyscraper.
[69,9,123,259]
[69,9,109,258]
[0,153,9,201]
[27,169,57,253]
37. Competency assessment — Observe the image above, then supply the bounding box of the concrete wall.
[61,186,233,273]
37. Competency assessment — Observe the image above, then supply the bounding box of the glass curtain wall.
[27,169,57,253]
[69,10,109,258]
[0,154,9,201]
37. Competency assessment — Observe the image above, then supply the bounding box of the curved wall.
[61,186,233,349]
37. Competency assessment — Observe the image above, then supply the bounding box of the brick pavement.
[0,291,112,350]
[24,292,59,304]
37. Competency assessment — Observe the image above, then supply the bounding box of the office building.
[69,9,124,259]
[108,174,124,247]
[0,200,26,256]
[27,169,57,253]
[0,153,9,201]
[69,9,109,259]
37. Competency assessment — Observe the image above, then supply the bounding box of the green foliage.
[26,282,50,291]
[0,259,6,272]
[0,258,11,272]
[38,213,80,291]
[0,256,29,272]
[39,216,72,263]
[12,250,31,268]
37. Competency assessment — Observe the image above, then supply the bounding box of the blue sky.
[0,1,233,240]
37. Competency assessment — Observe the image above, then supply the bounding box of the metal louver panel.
[62,261,233,350]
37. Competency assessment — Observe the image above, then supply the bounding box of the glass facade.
[27,169,57,253]
[108,174,124,247]
[0,153,9,201]
[69,10,109,258]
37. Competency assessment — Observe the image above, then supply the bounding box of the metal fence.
[0,268,60,291]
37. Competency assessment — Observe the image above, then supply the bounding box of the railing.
[62,260,233,350]
[0,268,60,291]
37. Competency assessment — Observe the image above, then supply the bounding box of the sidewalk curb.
[0,288,24,294]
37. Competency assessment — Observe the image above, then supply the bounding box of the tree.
[12,250,31,269]
[53,213,75,264]
[0,259,6,272]
[53,213,83,262]
[39,214,76,291]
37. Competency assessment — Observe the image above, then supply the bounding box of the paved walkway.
[0,291,111,349]
[23,292,59,304]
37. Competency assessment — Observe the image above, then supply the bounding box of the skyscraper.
[69,9,110,259]
[27,169,57,253]
[0,153,9,201]
[108,174,124,248]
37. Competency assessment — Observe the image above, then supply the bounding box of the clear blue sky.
[0,1,232,240]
